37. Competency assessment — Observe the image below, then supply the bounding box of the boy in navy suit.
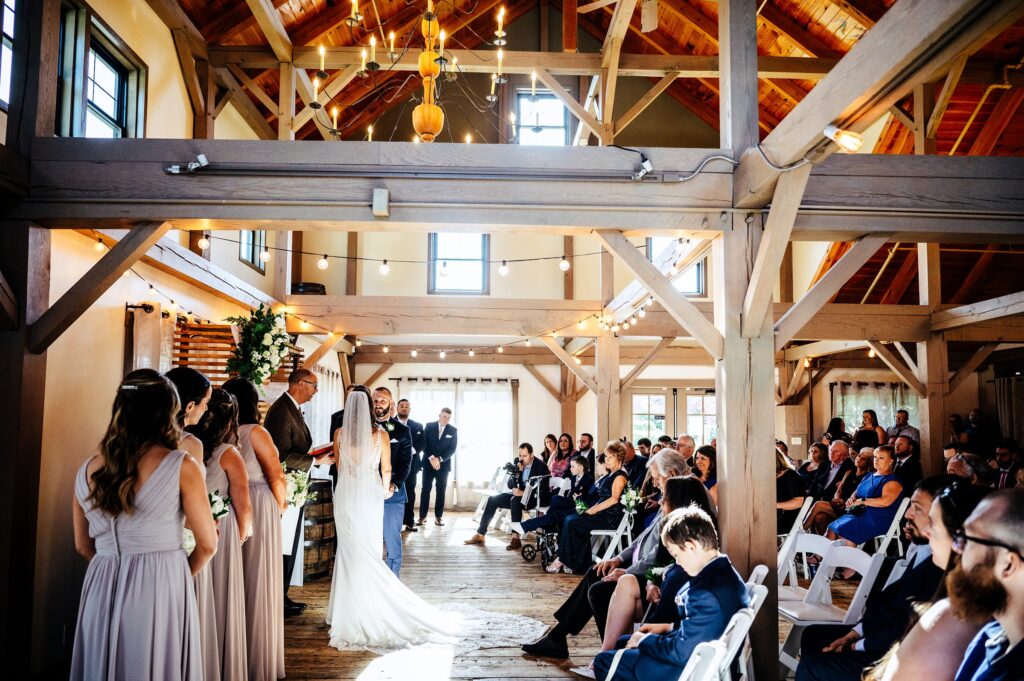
[593,506,750,681]
[419,408,458,526]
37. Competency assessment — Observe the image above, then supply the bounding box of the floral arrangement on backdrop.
[225,304,291,387]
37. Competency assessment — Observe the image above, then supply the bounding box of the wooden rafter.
[878,248,917,305]
[868,341,926,396]
[524,363,562,401]
[926,55,968,139]
[967,87,1024,155]
[757,1,842,59]
[601,0,640,136]
[540,336,599,393]
[620,337,673,389]
[948,343,998,394]
[950,245,1001,305]
[932,290,1024,332]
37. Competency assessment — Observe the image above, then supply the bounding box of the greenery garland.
[225,304,291,387]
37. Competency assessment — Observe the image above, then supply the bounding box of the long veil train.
[325,390,544,654]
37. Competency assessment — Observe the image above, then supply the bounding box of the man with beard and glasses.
[948,488,1024,681]
[794,475,954,681]
[371,387,414,577]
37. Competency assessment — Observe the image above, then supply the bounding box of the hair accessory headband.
[119,384,139,391]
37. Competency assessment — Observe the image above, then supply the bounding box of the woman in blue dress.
[827,444,904,551]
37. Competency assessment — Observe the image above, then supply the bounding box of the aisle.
[284,511,602,680]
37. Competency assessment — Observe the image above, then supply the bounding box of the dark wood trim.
[345,232,357,296]
[291,231,303,285]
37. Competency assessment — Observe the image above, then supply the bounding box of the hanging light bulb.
[524,339,531,347]
[464,133,472,144]
[497,345,504,353]
[439,350,446,359]
[638,308,646,318]
[94,238,105,252]
[498,260,509,276]
[411,349,418,358]
[868,348,876,358]
[552,331,559,339]
[577,319,586,330]
[378,259,390,276]
[166,300,178,312]
[622,320,630,329]
[676,237,688,256]
[197,234,210,250]
[823,124,863,153]
[383,345,390,353]
[630,315,638,325]
[574,356,582,365]
[317,254,329,270]
[259,248,271,263]
[355,339,363,347]
[611,324,620,333]
[646,297,654,307]
[803,357,811,368]
[468,349,475,357]
[301,320,311,331]
[559,255,571,272]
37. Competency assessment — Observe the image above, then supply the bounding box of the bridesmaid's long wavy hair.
[89,369,182,516]
[194,389,239,463]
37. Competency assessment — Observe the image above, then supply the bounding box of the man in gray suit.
[264,368,334,615]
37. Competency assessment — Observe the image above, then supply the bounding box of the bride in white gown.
[326,386,544,654]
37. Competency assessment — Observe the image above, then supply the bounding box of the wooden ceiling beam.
[204,0,291,44]
[967,87,1024,155]
[757,1,843,59]
[735,0,1024,208]
[949,244,1000,305]
[830,0,887,28]
[143,0,208,60]
[932,290,1024,332]
[213,67,276,139]
[601,0,639,137]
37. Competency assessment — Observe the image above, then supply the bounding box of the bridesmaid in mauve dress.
[166,367,219,681]
[71,369,217,681]
[197,389,253,681]
[223,377,288,681]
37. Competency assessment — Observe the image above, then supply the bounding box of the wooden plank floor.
[283,511,851,680]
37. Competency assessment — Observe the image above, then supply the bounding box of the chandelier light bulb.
[465,133,472,144]
[498,260,509,276]
[94,238,105,252]
[803,357,811,368]
[196,235,210,250]
[378,259,390,276]
[317,254,329,270]
[559,255,571,272]
[259,249,271,263]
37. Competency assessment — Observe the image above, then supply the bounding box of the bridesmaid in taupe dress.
[196,389,253,681]
[71,369,217,681]
[223,377,288,680]
[166,366,218,681]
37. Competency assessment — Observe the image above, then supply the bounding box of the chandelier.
[413,4,444,142]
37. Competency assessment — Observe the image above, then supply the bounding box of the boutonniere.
[385,422,395,432]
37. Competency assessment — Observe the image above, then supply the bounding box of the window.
[685,391,717,448]
[57,2,145,137]
[647,236,706,296]
[239,230,267,274]
[516,92,568,146]
[0,0,14,109]
[632,393,667,443]
[428,233,489,294]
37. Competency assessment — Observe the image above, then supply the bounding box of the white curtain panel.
[402,384,457,435]
[996,377,1024,443]
[454,382,514,484]
[305,366,342,446]
[831,381,919,436]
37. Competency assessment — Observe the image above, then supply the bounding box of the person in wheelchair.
[513,454,595,538]
[465,442,551,550]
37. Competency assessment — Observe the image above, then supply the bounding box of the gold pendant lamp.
[412,12,444,142]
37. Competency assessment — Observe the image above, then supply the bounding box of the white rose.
[275,315,286,328]
[262,350,271,359]
[279,347,289,358]
[262,333,273,346]
[182,529,196,555]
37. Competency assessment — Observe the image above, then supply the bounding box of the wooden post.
[278,62,296,141]
[718,0,759,154]
[346,233,359,295]
[563,236,574,300]
[273,231,292,301]
[0,223,51,678]
[195,58,216,139]
[560,366,577,435]
[596,331,621,445]
[4,0,60,156]
[291,231,303,284]
[913,82,937,155]
[540,0,550,52]
[917,242,947,473]
[563,0,578,53]
[713,213,777,677]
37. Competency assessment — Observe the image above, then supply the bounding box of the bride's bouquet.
[183,490,232,555]
[620,485,642,514]
[283,462,317,507]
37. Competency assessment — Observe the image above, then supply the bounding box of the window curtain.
[995,377,1024,443]
[831,381,919,435]
[305,365,342,445]
[454,382,514,484]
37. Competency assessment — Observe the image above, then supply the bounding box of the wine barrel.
[302,480,335,580]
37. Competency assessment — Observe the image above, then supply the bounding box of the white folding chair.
[719,607,757,681]
[869,496,910,557]
[677,640,728,681]
[778,547,886,675]
[747,564,769,588]
[780,535,843,603]
[471,466,505,522]
[591,511,635,563]
[778,497,813,543]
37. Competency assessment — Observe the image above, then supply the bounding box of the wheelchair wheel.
[521,544,537,562]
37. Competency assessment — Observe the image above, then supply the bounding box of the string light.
[94,238,105,252]
[497,346,504,353]
[383,345,390,353]
[577,319,586,329]
[411,349,418,358]
[317,254,329,270]
[301,320,311,330]
[868,348,876,358]
[559,255,571,272]
[498,260,509,276]
[803,357,811,368]
[197,234,210,250]
[259,248,271,263]
[611,324,620,333]
[439,350,446,359]
[378,259,390,276]
[355,339,363,347]
[638,308,646,318]
[468,349,475,357]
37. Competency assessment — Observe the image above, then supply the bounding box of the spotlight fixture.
[378,260,391,276]
[498,260,509,276]
[823,124,863,153]
[559,255,571,272]
[317,255,329,270]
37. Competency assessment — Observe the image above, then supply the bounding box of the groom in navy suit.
[418,408,458,526]
[371,387,413,577]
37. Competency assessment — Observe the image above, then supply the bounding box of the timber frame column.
[596,245,618,446]
[917,243,948,473]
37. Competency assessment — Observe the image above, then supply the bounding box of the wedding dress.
[326,391,544,654]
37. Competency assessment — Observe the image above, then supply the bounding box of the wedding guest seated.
[622,440,649,491]
[826,417,852,445]
[947,488,1023,681]
[70,370,217,680]
[886,409,920,445]
[794,475,953,681]
[592,477,718,675]
[637,438,652,457]
[514,454,593,537]
[549,433,575,480]
[945,441,964,462]
[777,450,807,530]
[545,442,629,574]
[992,439,1021,489]
[827,446,904,573]
[894,435,924,491]
[854,410,888,452]
[804,443,865,535]
[862,481,993,681]
[542,433,558,464]
[694,445,718,506]
[465,443,550,550]
[798,442,827,489]
[592,506,750,681]
[676,435,696,468]
[948,453,989,487]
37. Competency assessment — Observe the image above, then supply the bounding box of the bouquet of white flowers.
[183,490,232,555]
[620,485,642,514]
[283,462,317,507]
[574,498,589,515]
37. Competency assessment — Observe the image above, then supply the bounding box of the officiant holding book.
[265,368,334,616]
